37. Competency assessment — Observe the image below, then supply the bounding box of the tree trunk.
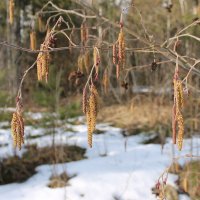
[6,0,22,100]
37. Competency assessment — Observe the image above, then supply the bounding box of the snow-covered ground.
[0,113,198,200]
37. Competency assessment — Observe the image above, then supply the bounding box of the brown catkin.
[37,51,43,81]
[38,15,44,32]
[37,45,49,83]
[87,85,99,148]
[11,112,18,147]
[172,104,176,144]
[116,64,120,79]
[182,177,188,193]
[81,23,88,45]
[173,77,184,150]
[118,29,125,65]
[88,93,96,147]
[174,79,184,109]
[41,52,48,80]
[9,0,14,25]
[11,112,24,150]
[93,47,100,77]
[177,80,184,109]
[30,31,36,50]
[82,87,87,114]
[91,85,99,114]
[84,51,90,74]
[103,69,109,94]
[78,55,84,73]
[87,108,93,148]
[122,39,125,67]
[177,110,184,151]
[112,44,117,65]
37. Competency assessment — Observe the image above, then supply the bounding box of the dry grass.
[48,172,75,188]
[179,161,200,200]
[0,144,85,185]
[98,99,172,132]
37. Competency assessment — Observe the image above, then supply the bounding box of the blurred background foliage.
[0,1,199,198]
[0,0,200,125]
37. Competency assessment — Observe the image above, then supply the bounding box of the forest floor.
[0,108,199,200]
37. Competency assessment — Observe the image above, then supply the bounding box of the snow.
[0,113,199,200]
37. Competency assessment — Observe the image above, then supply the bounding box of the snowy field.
[0,111,198,200]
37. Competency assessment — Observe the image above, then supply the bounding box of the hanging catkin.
[81,23,88,45]
[11,112,24,150]
[172,104,176,144]
[9,0,14,25]
[173,77,184,150]
[176,110,184,151]
[112,44,117,65]
[78,54,84,73]
[82,87,87,114]
[38,14,45,32]
[116,64,120,79]
[36,28,52,83]
[87,85,99,148]
[37,45,49,83]
[84,51,90,74]
[93,47,100,77]
[118,29,125,65]
[30,31,36,50]
[102,69,109,94]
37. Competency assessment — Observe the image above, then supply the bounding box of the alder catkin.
[118,29,125,65]
[37,45,49,83]
[177,110,184,151]
[183,177,188,193]
[86,85,99,148]
[82,87,87,114]
[38,15,44,32]
[173,77,184,150]
[116,64,120,79]
[87,108,93,148]
[9,0,14,25]
[30,31,36,50]
[172,104,176,144]
[93,47,100,77]
[78,55,84,73]
[84,51,90,74]
[103,69,109,94]
[81,23,88,45]
[37,51,43,81]
[174,79,184,109]
[11,112,24,150]
[112,44,117,65]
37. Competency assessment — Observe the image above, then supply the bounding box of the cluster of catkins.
[112,14,125,79]
[11,97,24,150]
